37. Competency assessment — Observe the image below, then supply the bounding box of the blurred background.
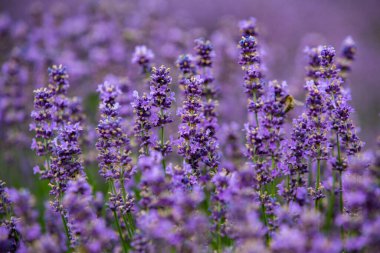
[0,0,379,193]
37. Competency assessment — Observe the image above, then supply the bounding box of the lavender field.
[0,1,380,252]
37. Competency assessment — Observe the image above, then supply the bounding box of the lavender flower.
[49,64,71,127]
[7,189,41,244]
[239,16,258,37]
[305,46,337,81]
[0,54,28,141]
[149,66,174,167]
[63,177,117,252]
[132,45,154,74]
[337,37,356,80]
[194,38,220,172]
[238,18,265,128]
[96,81,133,181]
[48,123,84,211]
[132,91,152,155]
[176,54,196,88]
[177,75,205,173]
[304,81,329,204]
[284,114,310,203]
[30,87,54,157]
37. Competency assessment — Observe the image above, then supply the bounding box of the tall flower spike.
[149,66,174,166]
[284,114,310,204]
[96,81,132,181]
[305,81,329,205]
[132,45,154,74]
[194,38,220,173]
[177,75,205,173]
[48,64,71,129]
[132,91,152,155]
[30,88,54,158]
[48,123,84,212]
[238,18,265,127]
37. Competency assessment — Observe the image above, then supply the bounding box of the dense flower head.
[194,38,214,68]
[239,17,258,37]
[30,88,55,156]
[177,76,206,172]
[132,91,153,154]
[47,123,84,200]
[305,45,338,80]
[48,64,69,95]
[150,66,174,113]
[96,81,132,180]
[176,54,196,76]
[132,45,154,73]
[238,36,259,67]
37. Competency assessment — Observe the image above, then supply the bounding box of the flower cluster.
[177,76,206,173]
[132,45,154,74]
[96,81,132,181]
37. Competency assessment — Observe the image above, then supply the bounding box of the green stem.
[159,126,166,171]
[336,134,343,214]
[315,158,321,210]
[109,182,129,253]
[260,188,270,245]
[60,212,72,252]
[113,210,129,253]
[308,158,313,187]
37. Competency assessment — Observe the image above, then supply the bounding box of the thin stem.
[315,158,321,210]
[159,126,166,170]
[113,210,129,253]
[260,188,270,245]
[60,212,72,252]
[308,158,313,187]
[109,182,129,253]
[336,134,343,214]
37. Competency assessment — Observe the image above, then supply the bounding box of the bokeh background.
[0,0,379,193]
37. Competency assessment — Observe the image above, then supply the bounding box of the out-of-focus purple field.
[0,1,380,252]
[2,0,379,145]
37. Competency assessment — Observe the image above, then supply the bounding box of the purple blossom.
[132,45,154,74]
[63,177,117,252]
[96,81,133,180]
[132,91,153,155]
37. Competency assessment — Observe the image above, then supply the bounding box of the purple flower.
[132,91,153,155]
[63,177,117,252]
[30,87,54,157]
[96,81,132,180]
[194,38,214,68]
[48,123,84,212]
[239,17,258,37]
[176,54,196,89]
[337,36,356,80]
[177,76,206,173]
[132,45,154,74]
[7,189,41,243]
